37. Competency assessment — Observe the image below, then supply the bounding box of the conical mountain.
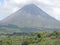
[0,4,60,32]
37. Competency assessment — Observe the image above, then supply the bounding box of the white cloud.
[51,8,60,20]
[0,0,20,20]
[14,0,27,4]
[53,8,60,15]
[51,0,60,7]
[14,0,35,4]
[0,0,60,20]
[37,0,54,5]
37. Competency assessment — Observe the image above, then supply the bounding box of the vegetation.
[0,31,60,45]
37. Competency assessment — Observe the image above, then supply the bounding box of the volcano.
[0,4,60,32]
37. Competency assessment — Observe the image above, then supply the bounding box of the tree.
[37,34,41,38]
[0,41,2,45]
[22,40,29,45]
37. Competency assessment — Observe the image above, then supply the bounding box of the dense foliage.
[0,31,60,45]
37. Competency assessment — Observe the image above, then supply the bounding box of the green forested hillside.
[0,31,60,45]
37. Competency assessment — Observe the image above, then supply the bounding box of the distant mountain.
[0,4,60,32]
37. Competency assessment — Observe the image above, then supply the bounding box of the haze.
[0,0,60,20]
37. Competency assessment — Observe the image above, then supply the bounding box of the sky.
[0,0,60,20]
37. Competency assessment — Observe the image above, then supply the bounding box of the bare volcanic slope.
[0,4,60,32]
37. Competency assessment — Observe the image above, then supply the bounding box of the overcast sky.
[0,0,60,20]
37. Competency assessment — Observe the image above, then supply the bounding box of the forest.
[0,31,60,45]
